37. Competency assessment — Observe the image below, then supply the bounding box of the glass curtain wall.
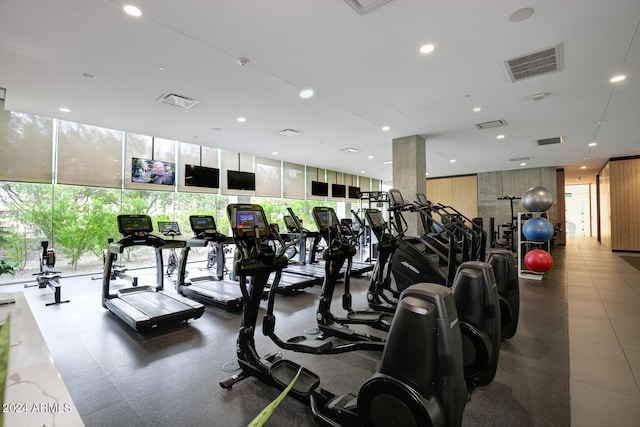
[0,109,380,284]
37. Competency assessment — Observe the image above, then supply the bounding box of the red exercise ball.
[524,249,553,273]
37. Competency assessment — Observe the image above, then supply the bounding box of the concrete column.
[392,135,426,236]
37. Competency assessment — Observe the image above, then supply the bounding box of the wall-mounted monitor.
[184,164,220,189]
[227,170,256,191]
[311,180,329,197]
[131,157,175,186]
[331,183,346,198]
[348,186,361,199]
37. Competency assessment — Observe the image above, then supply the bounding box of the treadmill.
[102,215,204,333]
[284,210,373,278]
[175,215,244,311]
[281,213,327,279]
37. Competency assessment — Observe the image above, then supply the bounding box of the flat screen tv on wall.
[131,157,175,186]
[348,186,361,199]
[184,164,220,189]
[227,170,256,191]
[331,183,346,198]
[311,180,329,197]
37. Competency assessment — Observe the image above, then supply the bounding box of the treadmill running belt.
[120,292,194,318]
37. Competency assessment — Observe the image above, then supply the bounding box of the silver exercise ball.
[522,186,554,212]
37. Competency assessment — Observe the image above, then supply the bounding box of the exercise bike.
[24,240,70,306]
[219,203,468,427]
[158,221,182,276]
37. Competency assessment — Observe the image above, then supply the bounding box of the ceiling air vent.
[504,44,563,82]
[344,0,394,15]
[157,92,200,109]
[278,129,304,137]
[475,119,508,130]
[537,136,564,146]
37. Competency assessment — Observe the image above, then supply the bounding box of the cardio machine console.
[388,188,408,209]
[189,215,217,234]
[158,221,181,236]
[312,207,341,236]
[228,205,271,240]
[118,215,153,237]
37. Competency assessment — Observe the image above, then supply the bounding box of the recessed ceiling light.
[610,74,626,83]
[299,88,314,99]
[237,117,246,122]
[157,66,166,71]
[381,125,390,131]
[382,160,393,165]
[81,72,94,79]
[123,5,142,17]
[520,162,527,166]
[588,142,597,147]
[272,152,278,156]
[367,155,374,159]
[212,127,222,131]
[473,107,481,112]
[425,172,429,176]
[580,165,587,169]
[509,7,534,22]
[496,134,505,140]
[360,170,366,174]
[420,44,435,54]
[59,107,70,113]
[449,159,456,163]
[342,147,360,153]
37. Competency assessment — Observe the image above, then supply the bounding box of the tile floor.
[564,237,640,426]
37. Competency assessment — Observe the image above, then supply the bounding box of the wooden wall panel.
[425,175,478,220]
[610,158,640,251]
[599,163,611,248]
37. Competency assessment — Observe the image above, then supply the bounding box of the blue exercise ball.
[522,217,554,242]
[522,186,554,212]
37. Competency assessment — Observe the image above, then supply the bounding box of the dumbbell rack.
[517,212,551,280]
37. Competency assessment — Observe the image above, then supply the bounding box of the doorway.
[564,185,591,237]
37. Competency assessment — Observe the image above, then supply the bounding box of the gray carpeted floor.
[15,252,570,427]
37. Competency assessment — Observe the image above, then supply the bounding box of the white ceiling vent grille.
[278,129,303,137]
[537,136,564,146]
[157,92,200,109]
[504,44,563,82]
[344,0,394,15]
[475,119,508,130]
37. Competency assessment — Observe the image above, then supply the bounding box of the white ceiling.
[1,0,638,186]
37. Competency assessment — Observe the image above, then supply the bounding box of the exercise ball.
[522,186,554,212]
[522,217,554,242]
[524,249,553,273]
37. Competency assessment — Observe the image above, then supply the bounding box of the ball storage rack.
[517,212,552,281]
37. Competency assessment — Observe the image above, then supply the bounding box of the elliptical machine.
[365,190,502,391]
[220,203,468,427]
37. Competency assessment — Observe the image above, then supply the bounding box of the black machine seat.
[102,214,204,332]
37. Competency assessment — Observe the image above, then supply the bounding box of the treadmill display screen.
[118,215,153,234]
[158,221,181,235]
[190,216,216,232]
[236,209,270,238]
